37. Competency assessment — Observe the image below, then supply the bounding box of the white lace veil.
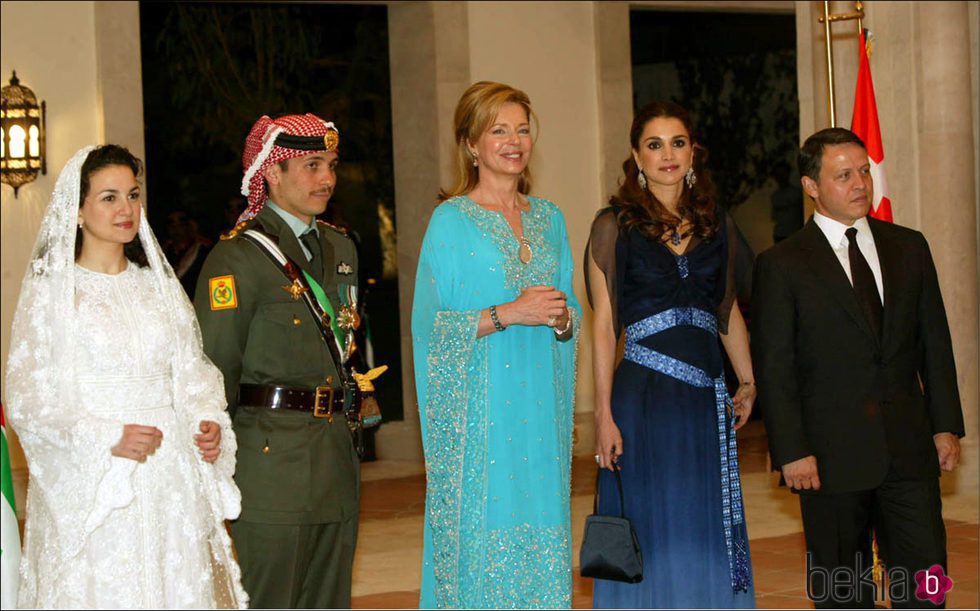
[5,146,248,608]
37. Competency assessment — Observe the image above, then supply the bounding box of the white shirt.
[812,211,884,305]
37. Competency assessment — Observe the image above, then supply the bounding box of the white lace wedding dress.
[11,262,245,608]
[7,146,246,609]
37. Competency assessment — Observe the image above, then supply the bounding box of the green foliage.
[674,49,798,208]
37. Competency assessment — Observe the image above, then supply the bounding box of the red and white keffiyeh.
[239,113,339,223]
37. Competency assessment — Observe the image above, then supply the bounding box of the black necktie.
[300,229,323,279]
[845,227,882,338]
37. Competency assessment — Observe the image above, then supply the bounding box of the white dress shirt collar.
[812,211,872,247]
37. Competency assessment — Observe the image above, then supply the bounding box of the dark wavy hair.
[75,144,148,267]
[610,101,719,241]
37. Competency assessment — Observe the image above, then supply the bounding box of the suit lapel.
[800,220,880,346]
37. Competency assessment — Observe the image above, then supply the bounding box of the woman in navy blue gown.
[586,101,756,608]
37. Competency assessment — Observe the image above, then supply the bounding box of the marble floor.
[351,421,979,609]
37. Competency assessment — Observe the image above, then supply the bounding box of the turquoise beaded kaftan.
[412,196,580,609]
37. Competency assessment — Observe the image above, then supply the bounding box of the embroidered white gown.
[12,263,244,608]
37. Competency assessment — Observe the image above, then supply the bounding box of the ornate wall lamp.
[1,71,46,197]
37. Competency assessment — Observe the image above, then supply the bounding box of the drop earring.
[637,167,648,190]
[685,167,697,188]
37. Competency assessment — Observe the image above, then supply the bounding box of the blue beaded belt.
[623,307,751,593]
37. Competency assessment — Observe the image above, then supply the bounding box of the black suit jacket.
[751,217,964,494]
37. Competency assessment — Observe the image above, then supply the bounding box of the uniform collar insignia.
[336,262,353,275]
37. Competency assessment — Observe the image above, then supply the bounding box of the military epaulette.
[316,219,348,236]
[220,220,252,241]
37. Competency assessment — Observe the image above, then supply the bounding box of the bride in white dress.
[5,145,248,608]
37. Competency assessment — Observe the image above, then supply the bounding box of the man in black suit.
[752,128,964,608]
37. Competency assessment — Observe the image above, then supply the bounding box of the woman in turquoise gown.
[412,81,580,609]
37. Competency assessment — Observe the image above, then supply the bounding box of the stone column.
[915,1,979,490]
[594,1,634,200]
[94,1,145,162]
[380,1,470,461]
[796,0,862,218]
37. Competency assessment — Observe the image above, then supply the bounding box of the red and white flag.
[851,29,892,222]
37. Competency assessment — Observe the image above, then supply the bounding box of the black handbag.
[579,466,643,583]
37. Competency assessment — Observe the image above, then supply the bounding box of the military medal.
[337,305,361,331]
[518,236,533,264]
[338,284,359,362]
[282,278,309,300]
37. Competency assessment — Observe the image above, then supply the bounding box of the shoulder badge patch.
[336,262,354,275]
[209,275,238,310]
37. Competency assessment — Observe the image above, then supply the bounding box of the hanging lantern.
[1,71,46,197]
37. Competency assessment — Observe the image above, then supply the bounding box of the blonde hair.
[438,81,537,202]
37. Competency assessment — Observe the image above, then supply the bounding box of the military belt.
[239,383,345,420]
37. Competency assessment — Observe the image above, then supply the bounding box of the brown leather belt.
[239,383,345,419]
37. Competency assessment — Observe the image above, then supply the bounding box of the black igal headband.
[275,131,339,152]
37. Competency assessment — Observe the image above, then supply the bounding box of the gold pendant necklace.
[518,236,533,264]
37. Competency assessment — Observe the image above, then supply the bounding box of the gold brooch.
[324,130,340,152]
[281,279,309,300]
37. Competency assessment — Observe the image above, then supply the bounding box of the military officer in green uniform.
[194,113,365,609]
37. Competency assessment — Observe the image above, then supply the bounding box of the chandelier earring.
[685,166,697,188]
[637,167,648,190]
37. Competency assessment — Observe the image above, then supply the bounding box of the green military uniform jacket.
[194,206,360,525]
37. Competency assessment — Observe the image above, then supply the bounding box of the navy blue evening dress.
[587,207,755,609]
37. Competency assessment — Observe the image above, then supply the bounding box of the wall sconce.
[1,71,46,197]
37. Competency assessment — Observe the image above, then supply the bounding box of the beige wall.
[1,0,101,479]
